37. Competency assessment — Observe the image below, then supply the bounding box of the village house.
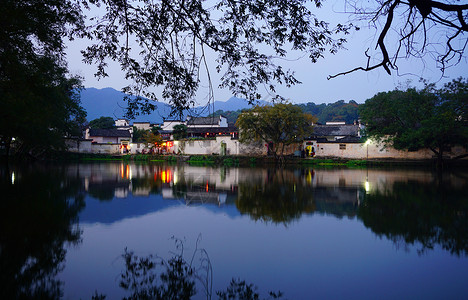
[302,121,362,157]
[133,122,153,131]
[304,121,467,160]
[167,115,240,155]
[84,127,132,153]
[66,116,467,161]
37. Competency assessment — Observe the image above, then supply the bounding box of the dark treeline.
[210,100,360,125]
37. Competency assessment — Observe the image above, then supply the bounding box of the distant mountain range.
[80,87,360,124]
[80,87,262,123]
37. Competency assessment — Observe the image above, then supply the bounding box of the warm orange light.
[166,169,172,182]
[160,169,172,183]
[126,165,130,178]
[167,141,173,147]
[206,181,209,192]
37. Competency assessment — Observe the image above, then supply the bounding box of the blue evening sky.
[65,0,467,105]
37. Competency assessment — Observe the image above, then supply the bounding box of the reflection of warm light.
[306,172,312,184]
[161,169,172,183]
[11,172,15,184]
[166,170,172,182]
[120,164,131,179]
[365,181,370,193]
[173,172,178,185]
[206,181,209,192]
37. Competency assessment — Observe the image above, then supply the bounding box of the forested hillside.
[297,100,360,124]
[210,100,360,125]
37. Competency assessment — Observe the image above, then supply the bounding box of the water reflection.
[1,162,468,298]
[0,164,84,299]
[236,169,316,223]
[69,163,468,255]
[360,178,468,256]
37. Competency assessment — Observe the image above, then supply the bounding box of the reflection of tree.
[0,165,84,299]
[358,179,468,256]
[116,239,285,300]
[236,169,315,224]
[313,187,360,219]
[88,180,129,201]
[131,176,162,195]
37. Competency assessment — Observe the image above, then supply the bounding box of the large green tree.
[80,1,467,114]
[298,100,360,124]
[0,0,86,157]
[360,78,468,163]
[2,0,466,148]
[172,124,188,140]
[236,103,316,158]
[0,56,86,157]
[89,116,115,129]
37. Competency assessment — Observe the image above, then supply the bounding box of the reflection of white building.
[185,192,224,205]
[114,188,128,198]
[132,187,151,196]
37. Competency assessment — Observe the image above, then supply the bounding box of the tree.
[236,168,316,224]
[236,103,316,159]
[89,117,115,129]
[298,100,360,124]
[151,125,162,135]
[132,126,147,143]
[0,56,86,157]
[0,0,86,157]
[79,0,355,118]
[3,0,466,137]
[143,131,163,149]
[329,1,468,79]
[360,78,468,164]
[0,165,84,298]
[358,179,468,256]
[172,124,188,140]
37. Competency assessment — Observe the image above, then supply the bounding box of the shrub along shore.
[44,152,467,168]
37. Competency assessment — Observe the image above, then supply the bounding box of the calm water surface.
[1,162,467,299]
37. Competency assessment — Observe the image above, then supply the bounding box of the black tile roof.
[89,128,131,138]
[187,116,220,126]
[312,124,359,137]
[187,126,237,134]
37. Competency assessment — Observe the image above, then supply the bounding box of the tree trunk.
[430,146,444,170]
[437,149,444,169]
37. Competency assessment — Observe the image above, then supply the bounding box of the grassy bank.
[33,151,468,168]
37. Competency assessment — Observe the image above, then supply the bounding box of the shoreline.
[19,152,467,168]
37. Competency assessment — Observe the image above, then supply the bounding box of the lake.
[1,162,467,299]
